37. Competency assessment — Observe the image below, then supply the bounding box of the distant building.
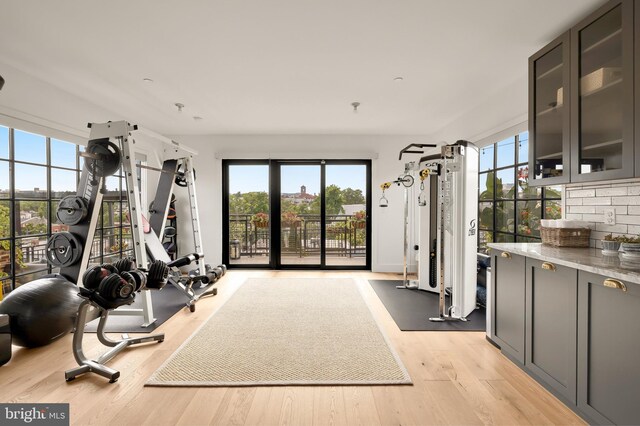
[282,185,317,205]
[342,204,366,215]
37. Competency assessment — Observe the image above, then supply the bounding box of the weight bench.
[145,226,219,312]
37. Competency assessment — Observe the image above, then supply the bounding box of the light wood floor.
[0,270,584,426]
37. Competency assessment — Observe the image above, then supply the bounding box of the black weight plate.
[86,140,121,177]
[46,232,83,267]
[56,196,89,225]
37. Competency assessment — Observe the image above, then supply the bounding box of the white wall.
[173,135,439,272]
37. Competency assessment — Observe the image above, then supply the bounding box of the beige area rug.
[146,278,412,386]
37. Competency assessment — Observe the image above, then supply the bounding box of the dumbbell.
[82,266,135,301]
[113,257,134,274]
[98,274,135,300]
[218,264,227,276]
[213,266,224,280]
[146,260,169,290]
[120,270,147,292]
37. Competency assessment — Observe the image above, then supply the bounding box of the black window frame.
[0,124,133,295]
[478,131,562,253]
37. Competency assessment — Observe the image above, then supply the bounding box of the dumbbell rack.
[65,292,164,383]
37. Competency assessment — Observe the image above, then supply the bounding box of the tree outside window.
[478,131,561,253]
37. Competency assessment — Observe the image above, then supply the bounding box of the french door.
[222,160,371,269]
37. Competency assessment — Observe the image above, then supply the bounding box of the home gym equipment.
[381,141,478,322]
[0,277,82,348]
[0,314,12,366]
[61,121,158,327]
[146,230,221,312]
[147,156,203,256]
[158,194,178,259]
[56,195,89,225]
[142,143,224,312]
[46,231,83,267]
[65,260,169,383]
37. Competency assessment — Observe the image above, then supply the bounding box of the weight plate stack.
[56,196,89,225]
[86,139,121,178]
[46,232,83,267]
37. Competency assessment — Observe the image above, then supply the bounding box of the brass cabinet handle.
[501,252,511,259]
[603,278,627,292]
[541,262,556,271]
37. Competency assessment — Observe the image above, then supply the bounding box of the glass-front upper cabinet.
[571,0,634,182]
[636,0,640,177]
[529,32,571,186]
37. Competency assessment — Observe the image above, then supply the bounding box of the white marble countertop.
[488,243,640,285]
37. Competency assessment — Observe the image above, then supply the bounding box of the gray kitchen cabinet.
[491,250,526,364]
[529,0,637,185]
[570,0,635,183]
[577,271,640,425]
[528,31,571,186]
[525,258,578,404]
[636,0,640,177]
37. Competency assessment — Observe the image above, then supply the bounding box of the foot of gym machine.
[65,291,164,383]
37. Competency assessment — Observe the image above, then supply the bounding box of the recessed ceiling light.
[393,76,404,82]
[174,103,185,112]
[351,101,360,113]
[143,78,154,83]
[193,116,203,121]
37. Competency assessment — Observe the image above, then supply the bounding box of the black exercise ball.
[0,277,81,348]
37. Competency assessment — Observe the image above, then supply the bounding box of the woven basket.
[540,227,591,247]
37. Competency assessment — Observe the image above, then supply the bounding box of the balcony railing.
[229,213,366,260]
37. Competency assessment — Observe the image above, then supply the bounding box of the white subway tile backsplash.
[582,197,612,206]
[595,187,628,196]
[568,205,596,214]
[617,215,640,225]
[582,213,604,222]
[595,223,628,233]
[628,225,640,234]
[612,196,640,205]
[565,213,583,220]
[568,189,595,198]
[629,206,640,215]
[548,180,640,247]
[595,205,627,215]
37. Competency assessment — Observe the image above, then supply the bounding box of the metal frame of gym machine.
[386,141,478,322]
[143,146,220,312]
[65,121,165,382]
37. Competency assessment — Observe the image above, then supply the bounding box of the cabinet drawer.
[525,258,578,403]
[578,271,640,425]
[491,250,526,364]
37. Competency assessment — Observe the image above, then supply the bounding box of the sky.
[228,164,367,195]
[0,127,80,193]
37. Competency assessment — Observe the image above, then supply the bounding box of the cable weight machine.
[380,141,478,322]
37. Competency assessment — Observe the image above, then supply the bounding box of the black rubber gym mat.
[368,280,486,331]
[83,284,210,334]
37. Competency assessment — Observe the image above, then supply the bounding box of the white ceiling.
[0,0,603,136]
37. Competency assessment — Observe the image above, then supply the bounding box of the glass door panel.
[280,165,321,266]
[325,164,367,267]
[533,43,566,180]
[228,165,270,265]
[578,5,623,174]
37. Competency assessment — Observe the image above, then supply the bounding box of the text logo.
[1,404,69,425]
